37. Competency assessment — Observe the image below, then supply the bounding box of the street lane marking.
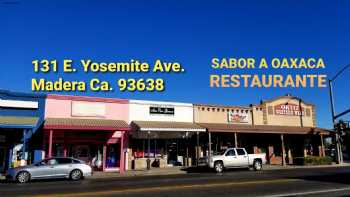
[30,179,299,197]
[264,187,350,197]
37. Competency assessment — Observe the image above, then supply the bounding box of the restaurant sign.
[227,111,249,123]
[274,104,304,116]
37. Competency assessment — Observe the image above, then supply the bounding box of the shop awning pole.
[320,134,325,157]
[120,131,125,173]
[21,129,27,166]
[281,134,286,166]
[208,132,212,163]
[48,130,53,158]
[234,132,238,148]
[186,132,189,167]
[147,131,151,170]
[196,131,199,166]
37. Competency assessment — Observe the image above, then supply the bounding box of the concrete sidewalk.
[88,162,350,179]
[90,166,187,179]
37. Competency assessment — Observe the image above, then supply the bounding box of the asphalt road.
[1,166,350,197]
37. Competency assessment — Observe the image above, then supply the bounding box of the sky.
[1,0,350,129]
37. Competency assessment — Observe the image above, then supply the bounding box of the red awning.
[44,118,130,131]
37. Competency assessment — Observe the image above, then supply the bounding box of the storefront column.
[208,132,212,162]
[102,145,106,171]
[120,132,125,173]
[48,130,53,158]
[196,131,200,166]
[234,132,238,148]
[186,132,189,167]
[281,134,286,166]
[63,145,67,157]
[21,129,27,166]
[320,134,325,157]
[8,146,13,168]
[147,131,151,170]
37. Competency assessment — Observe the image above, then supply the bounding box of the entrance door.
[106,144,120,169]
[167,140,179,166]
[0,147,7,172]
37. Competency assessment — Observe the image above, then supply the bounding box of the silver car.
[6,157,92,183]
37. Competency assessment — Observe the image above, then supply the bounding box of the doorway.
[106,143,120,169]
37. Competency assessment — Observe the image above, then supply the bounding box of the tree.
[336,120,350,159]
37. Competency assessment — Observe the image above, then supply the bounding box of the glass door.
[106,144,120,169]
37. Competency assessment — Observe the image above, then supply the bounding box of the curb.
[87,164,350,179]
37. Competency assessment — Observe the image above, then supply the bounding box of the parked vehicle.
[6,157,92,183]
[198,148,266,173]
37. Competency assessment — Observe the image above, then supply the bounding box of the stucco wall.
[194,105,252,124]
[129,100,193,123]
[252,106,264,125]
[194,96,316,127]
[261,97,315,127]
[45,95,129,122]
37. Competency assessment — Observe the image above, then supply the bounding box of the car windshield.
[214,150,227,155]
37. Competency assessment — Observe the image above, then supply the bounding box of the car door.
[55,158,74,177]
[224,149,238,167]
[235,148,249,166]
[30,159,58,179]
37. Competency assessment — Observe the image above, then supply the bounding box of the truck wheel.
[214,161,224,173]
[253,160,262,171]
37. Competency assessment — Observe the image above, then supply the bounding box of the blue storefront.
[0,90,46,172]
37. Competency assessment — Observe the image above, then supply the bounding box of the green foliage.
[304,156,333,165]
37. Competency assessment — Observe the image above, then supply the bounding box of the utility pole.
[328,64,350,164]
[328,80,342,164]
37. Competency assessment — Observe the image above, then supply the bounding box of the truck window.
[236,149,246,155]
[225,150,236,156]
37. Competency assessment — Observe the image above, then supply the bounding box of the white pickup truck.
[198,148,266,173]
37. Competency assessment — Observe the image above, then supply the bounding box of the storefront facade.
[44,95,129,172]
[194,94,330,165]
[129,100,206,170]
[0,90,46,173]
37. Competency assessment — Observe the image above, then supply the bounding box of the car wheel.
[214,161,224,173]
[253,160,262,171]
[70,169,83,181]
[16,171,30,183]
